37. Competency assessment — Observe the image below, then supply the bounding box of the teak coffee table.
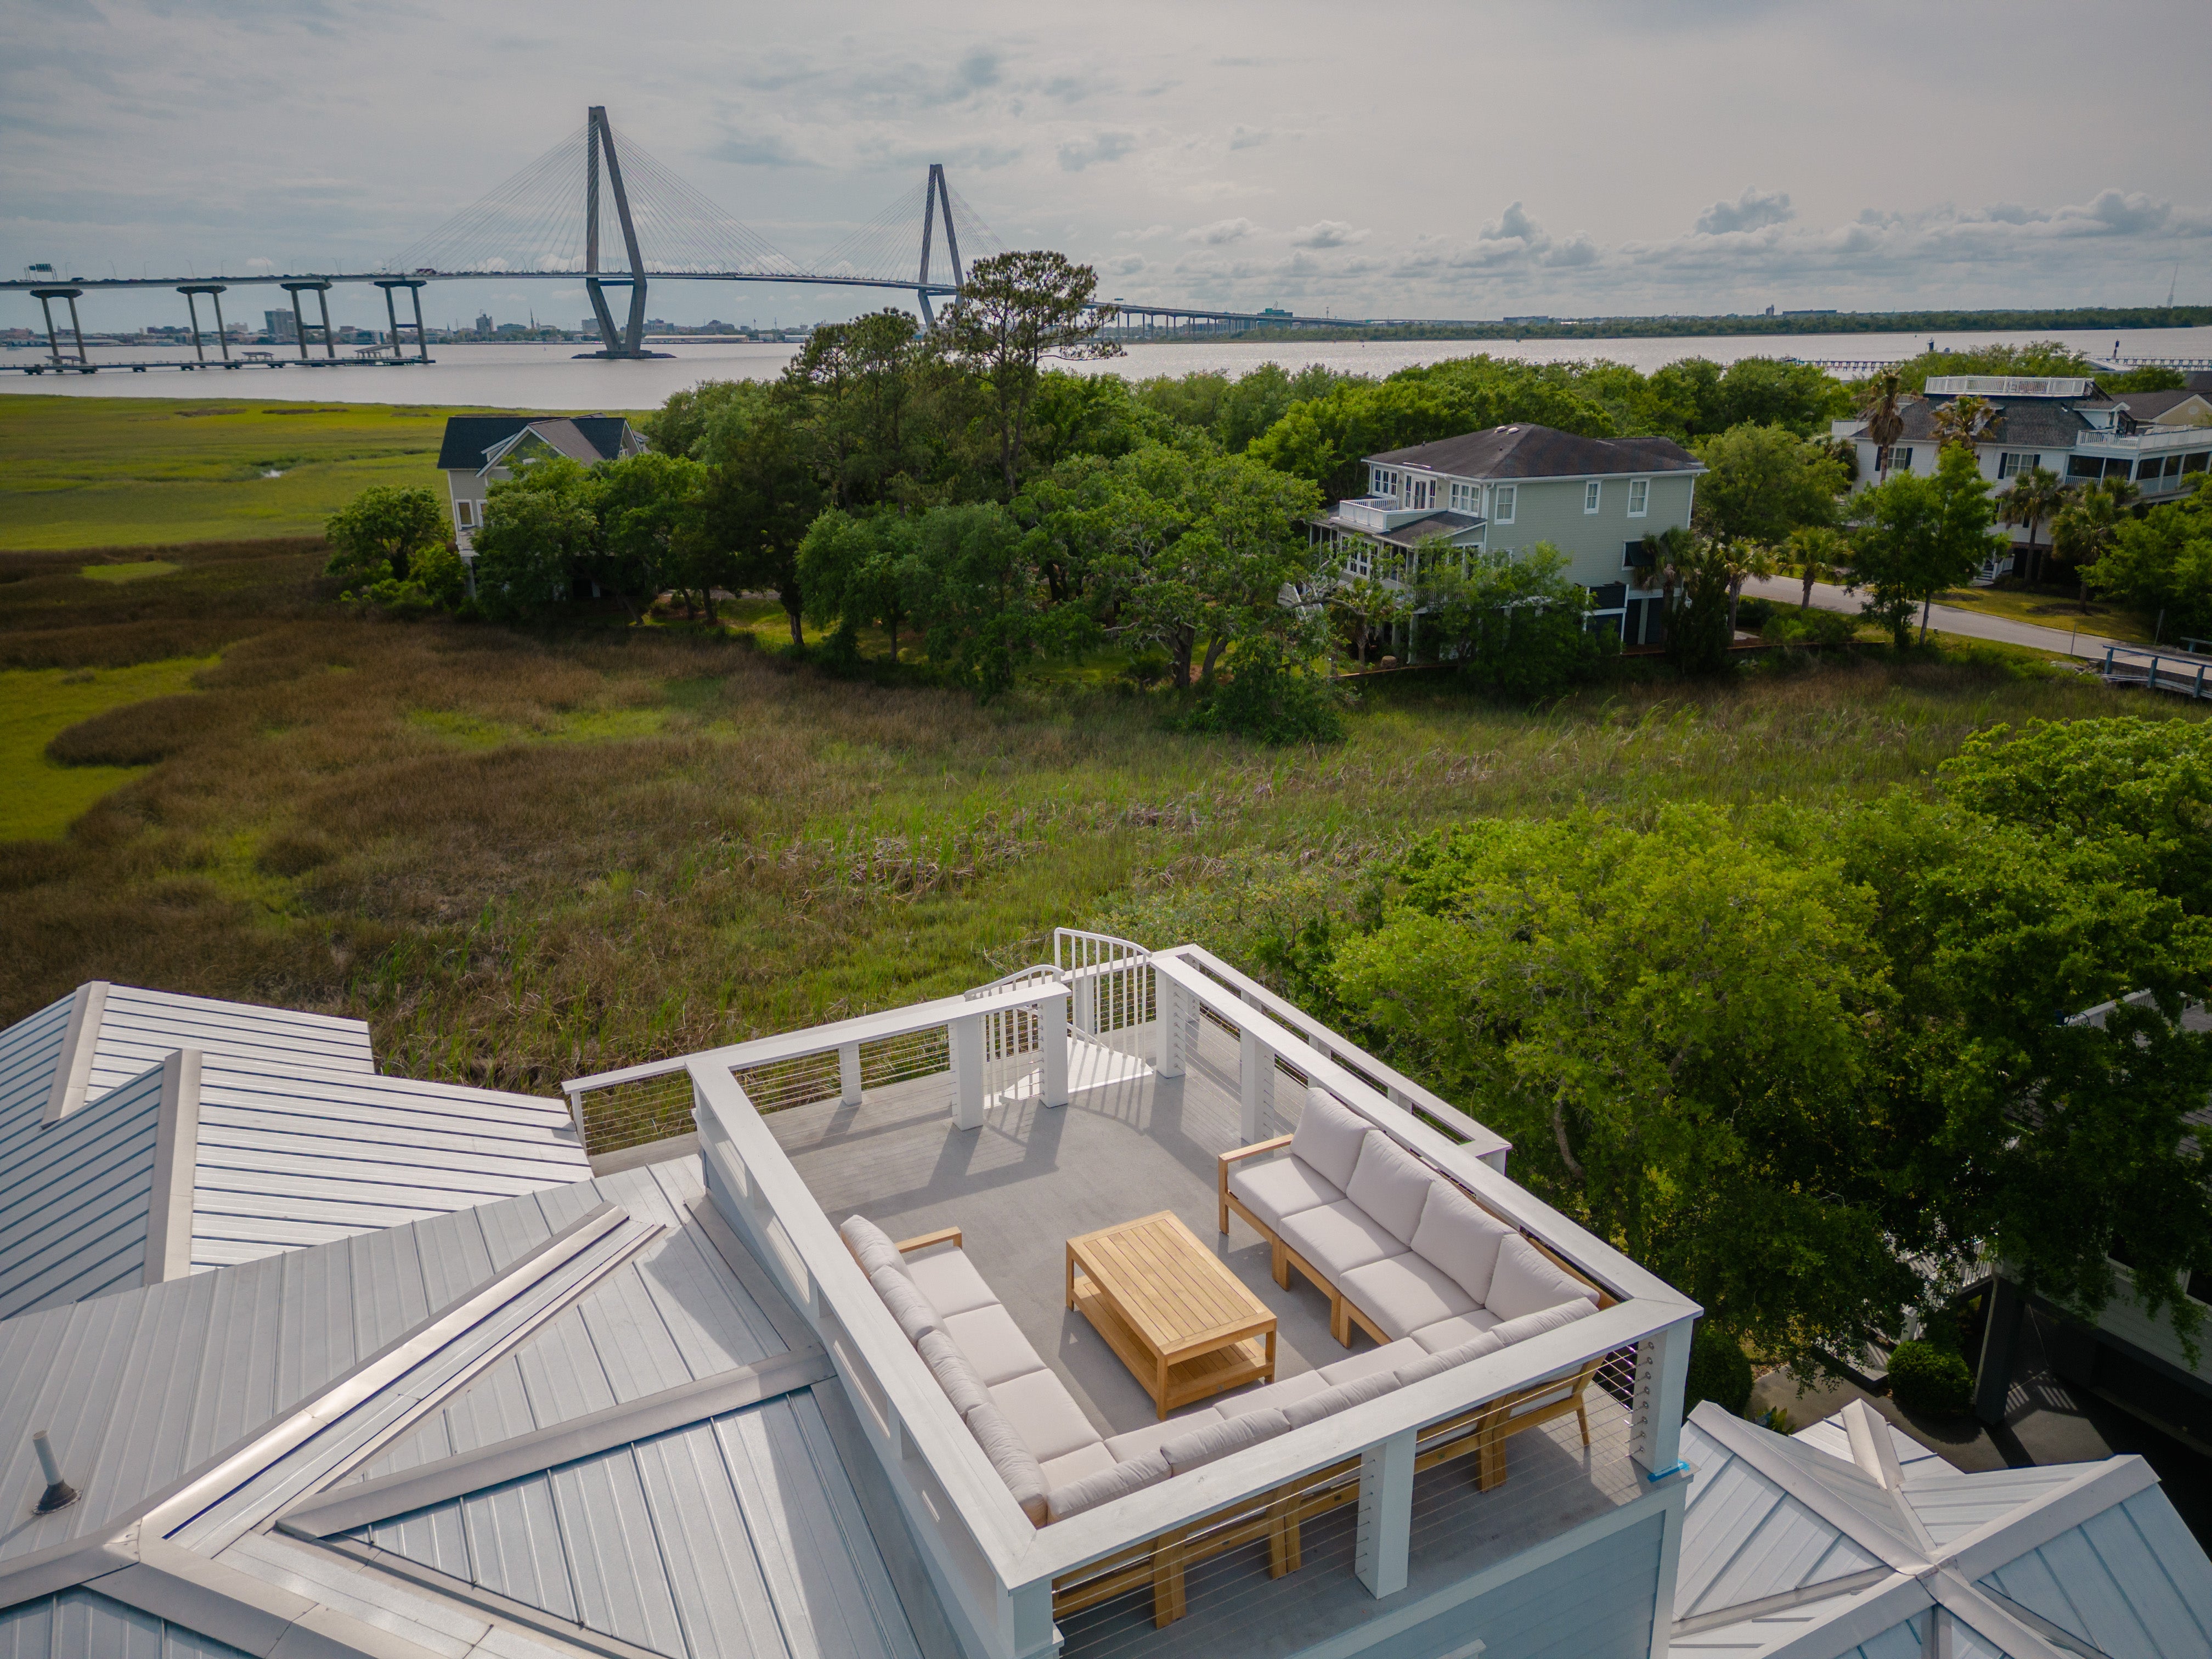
[1066,1211,1277,1419]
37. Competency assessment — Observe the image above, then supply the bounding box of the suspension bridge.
[1,106,1369,375]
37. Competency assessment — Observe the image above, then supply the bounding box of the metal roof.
[0,984,592,1318]
[0,1161,784,1574]
[343,1387,924,1659]
[1673,1401,2212,1659]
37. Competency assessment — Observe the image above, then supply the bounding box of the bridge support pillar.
[31,287,88,366]
[179,284,228,364]
[584,105,650,357]
[915,162,964,329]
[281,280,336,361]
[374,279,430,363]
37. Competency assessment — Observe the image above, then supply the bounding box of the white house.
[2,934,2205,1659]
[1312,424,1704,648]
[435,414,645,555]
[1835,376,2212,580]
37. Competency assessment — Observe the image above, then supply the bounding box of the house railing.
[2073,424,2212,454]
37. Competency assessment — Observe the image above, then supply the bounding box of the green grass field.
[0,396,641,552]
[0,656,211,839]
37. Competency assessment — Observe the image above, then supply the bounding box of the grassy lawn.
[0,396,644,552]
[5,529,2202,1099]
[1933,582,2153,644]
[0,656,212,839]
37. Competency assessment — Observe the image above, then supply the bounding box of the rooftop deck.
[762,1019,1649,1656]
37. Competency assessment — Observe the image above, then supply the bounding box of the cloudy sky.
[5,0,2207,330]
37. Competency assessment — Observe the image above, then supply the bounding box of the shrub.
[1683,1322,1753,1415]
[1735,596,1775,632]
[45,693,210,767]
[1176,647,1345,744]
[1764,607,1861,646]
[1886,1339,1974,1417]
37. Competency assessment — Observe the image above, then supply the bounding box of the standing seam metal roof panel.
[0,1061,164,1318]
[1977,1487,2212,1659]
[356,1389,923,1659]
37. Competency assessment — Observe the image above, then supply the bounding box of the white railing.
[2074,425,2212,454]
[1054,927,1154,1056]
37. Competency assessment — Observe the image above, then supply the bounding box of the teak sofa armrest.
[895,1225,963,1254]
[1217,1135,1293,1172]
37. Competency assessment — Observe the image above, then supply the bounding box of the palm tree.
[1930,394,1998,454]
[1999,467,2068,584]
[2051,485,2124,611]
[1859,372,1905,477]
[1784,526,1848,608]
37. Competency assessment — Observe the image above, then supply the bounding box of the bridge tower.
[584,105,650,359]
[916,163,964,328]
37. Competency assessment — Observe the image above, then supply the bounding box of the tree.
[586,452,705,622]
[2051,480,2133,611]
[1848,444,2005,644]
[2086,476,2212,640]
[1929,394,1999,454]
[324,486,448,586]
[780,309,936,509]
[939,250,1122,499]
[1999,465,2069,584]
[1330,808,1910,1369]
[470,462,597,623]
[1415,541,1603,699]
[1639,526,1734,674]
[1859,372,1906,477]
[1694,422,1844,629]
[1784,525,1849,609]
[901,502,1049,695]
[697,396,825,647]
[1121,452,1327,687]
[1333,568,1413,669]
[797,509,917,661]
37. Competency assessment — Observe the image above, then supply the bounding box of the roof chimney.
[31,1430,77,1514]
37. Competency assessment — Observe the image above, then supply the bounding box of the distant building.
[436,414,645,556]
[1314,424,1705,648]
[473,311,493,335]
[262,309,297,343]
[1834,375,2212,579]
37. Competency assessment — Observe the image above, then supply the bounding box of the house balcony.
[565,935,1697,1659]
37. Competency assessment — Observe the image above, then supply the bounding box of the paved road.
[1741,574,2126,663]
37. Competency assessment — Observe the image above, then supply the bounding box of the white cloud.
[1293,219,1368,249]
[1058,132,1136,172]
[1228,126,1269,150]
[1184,216,1257,245]
[244,256,273,270]
[1694,186,1794,235]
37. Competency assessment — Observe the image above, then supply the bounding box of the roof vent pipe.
[31,1431,77,1514]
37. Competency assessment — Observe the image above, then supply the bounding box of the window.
[1449,481,1480,512]
[1406,475,1435,510]
[455,499,475,527]
[1627,478,1649,517]
[1493,484,1516,523]
[1997,451,2039,479]
[1584,479,1601,514]
[1885,446,1911,473]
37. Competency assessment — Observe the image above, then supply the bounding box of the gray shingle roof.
[436,415,636,471]
[1892,398,2095,449]
[1367,425,1700,480]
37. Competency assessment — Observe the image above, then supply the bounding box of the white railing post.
[838,1041,862,1107]
[1073,967,1096,1035]
[1630,1312,1696,1480]
[951,1013,985,1131]
[1354,1427,1415,1598]
[1155,976,1187,1077]
[1239,1025,1274,1143]
[1039,995,1068,1109]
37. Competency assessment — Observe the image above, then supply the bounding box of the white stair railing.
[1053,928,1154,1052]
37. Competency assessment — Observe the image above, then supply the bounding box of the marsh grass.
[2,533,2201,1098]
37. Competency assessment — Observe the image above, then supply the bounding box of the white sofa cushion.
[906,1245,998,1318]
[1216,1372,1330,1419]
[1039,1442,1116,1490]
[842,1215,907,1280]
[1282,1369,1401,1430]
[1485,1235,1598,1323]
[1229,1155,1344,1233]
[1489,1296,1599,1348]
[917,1329,992,1417]
[1408,1183,1516,1304]
[1396,1329,1506,1387]
[1105,1409,1222,1464]
[1160,1408,1291,1475]
[1410,1310,1500,1353]
[964,1398,1049,1525]
[1344,1134,1435,1245]
[1288,1087,1372,1190]
[990,1368,1104,1464]
[945,1304,1047,1387]
[1339,1254,1479,1342]
[1279,1200,1408,1279]
[1318,1338,1427,1389]
[871,1267,943,1345]
[1047,1451,1170,1523]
